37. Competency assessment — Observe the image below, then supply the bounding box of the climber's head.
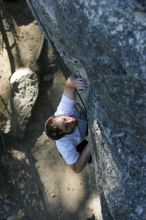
[45,115,78,140]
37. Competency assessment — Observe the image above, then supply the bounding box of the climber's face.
[53,115,78,134]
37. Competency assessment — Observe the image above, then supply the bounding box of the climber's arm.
[70,142,91,173]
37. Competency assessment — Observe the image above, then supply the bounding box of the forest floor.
[0,1,103,220]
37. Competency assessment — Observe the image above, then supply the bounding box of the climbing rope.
[76,88,87,111]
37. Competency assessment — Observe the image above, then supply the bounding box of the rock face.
[0,0,45,138]
[9,68,39,138]
[26,1,146,219]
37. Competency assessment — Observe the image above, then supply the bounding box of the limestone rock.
[9,68,39,138]
[26,1,146,219]
[0,0,45,137]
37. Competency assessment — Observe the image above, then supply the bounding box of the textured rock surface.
[26,1,146,219]
[9,68,39,137]
[0,0,46,137]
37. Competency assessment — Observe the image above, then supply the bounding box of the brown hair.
[44,116,65,140]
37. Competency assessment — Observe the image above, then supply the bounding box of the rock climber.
[45,76,92,173]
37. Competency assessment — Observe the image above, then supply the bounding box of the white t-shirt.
[55,95,87,165]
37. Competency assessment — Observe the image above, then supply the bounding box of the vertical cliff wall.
[26,1,146,219]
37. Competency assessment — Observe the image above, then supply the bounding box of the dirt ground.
[1,72,103,220]
[0,1,103,220]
